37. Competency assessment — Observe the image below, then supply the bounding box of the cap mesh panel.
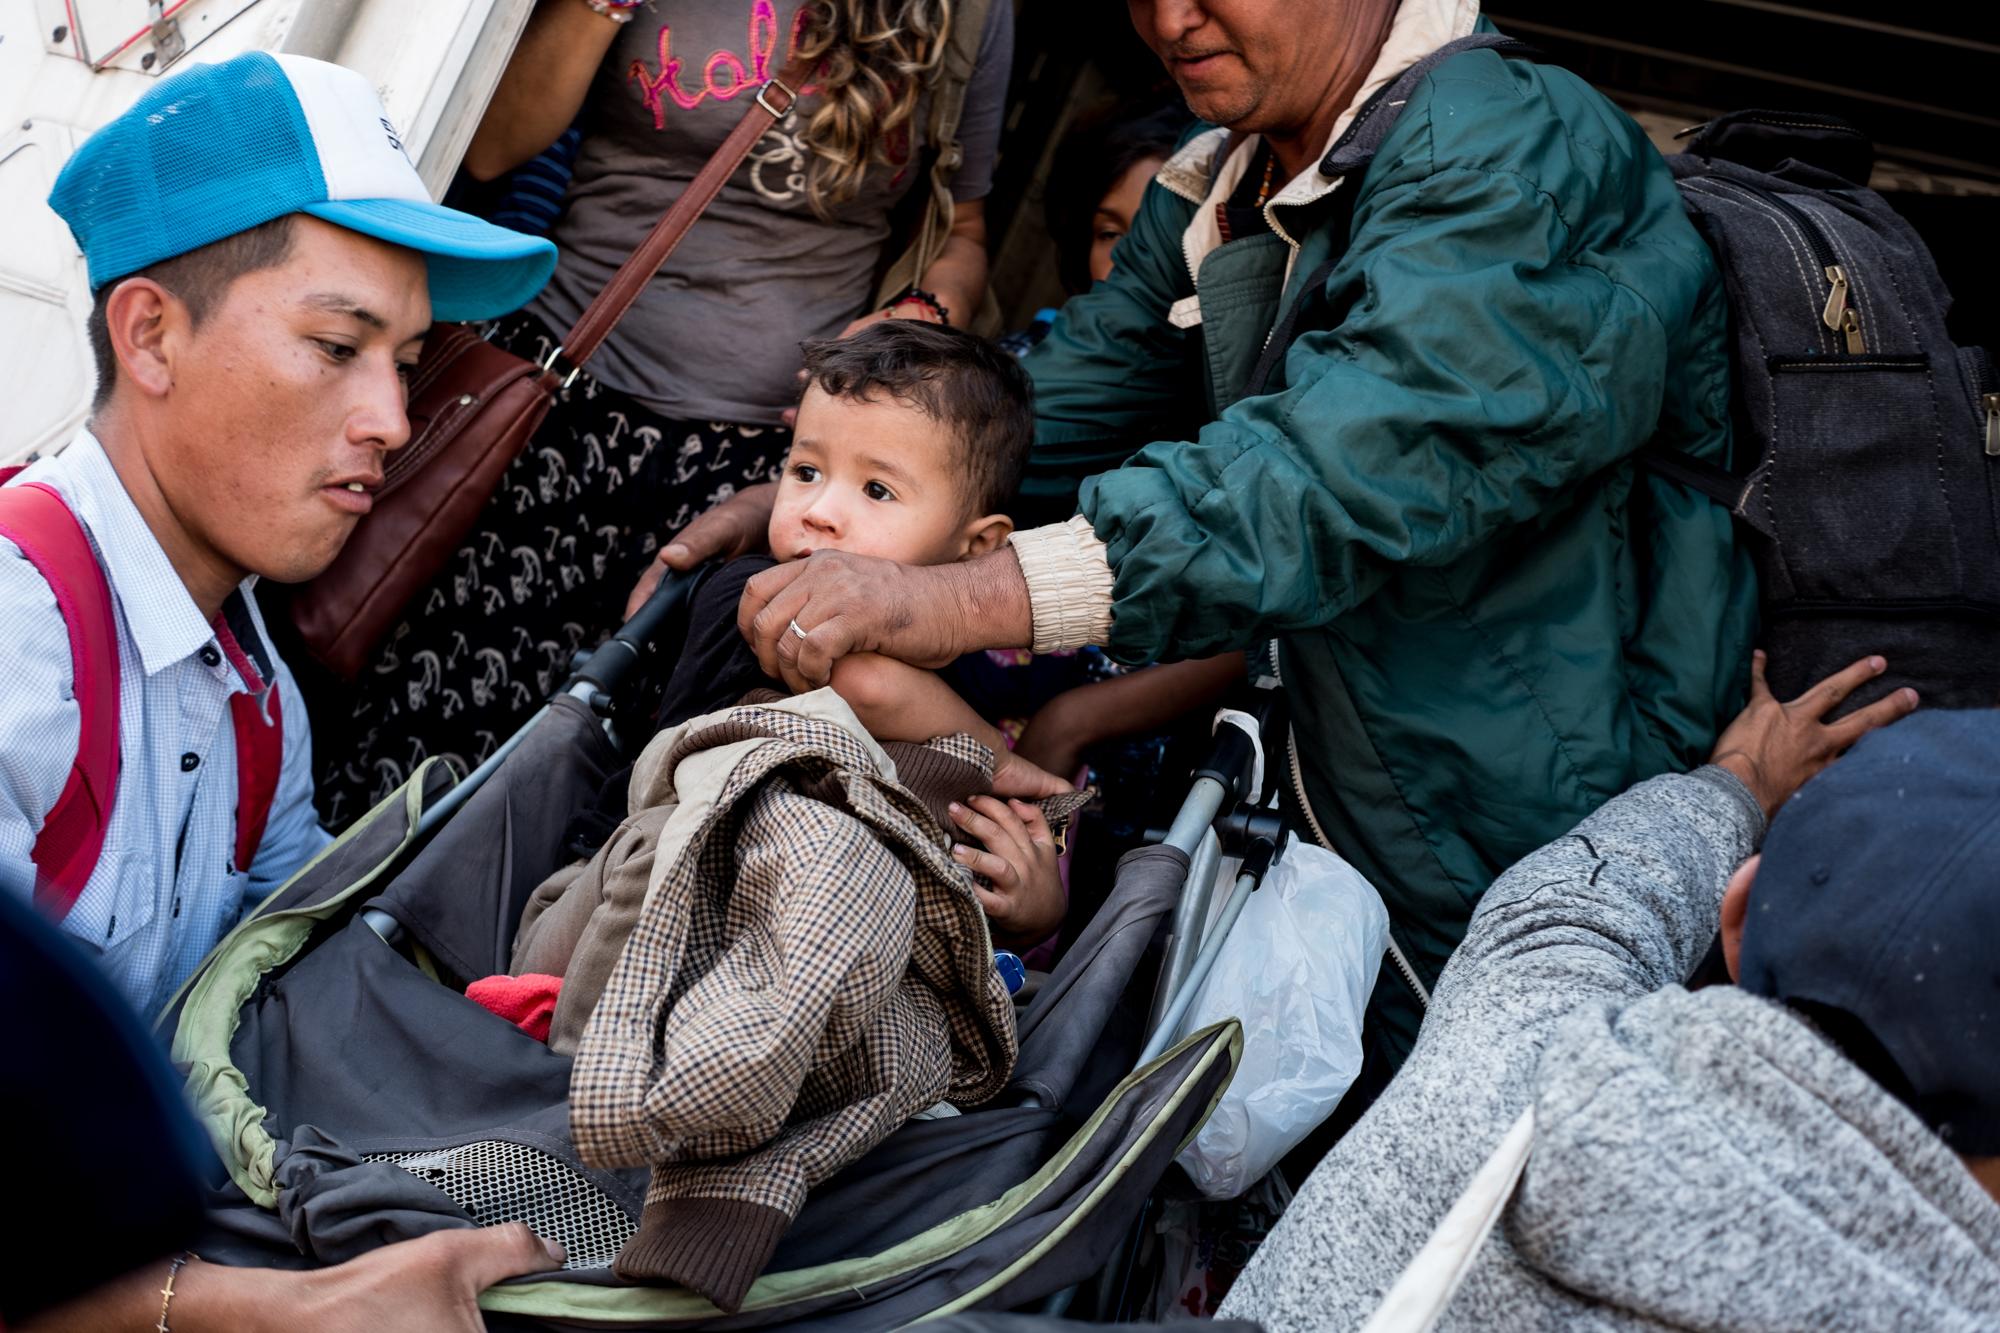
[50,53,321,288]
[362,1140,637,1270]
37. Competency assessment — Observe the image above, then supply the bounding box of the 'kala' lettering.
[628,0,816,129]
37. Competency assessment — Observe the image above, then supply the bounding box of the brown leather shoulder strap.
[550,49,818,379]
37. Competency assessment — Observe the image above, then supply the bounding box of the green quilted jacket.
[1021,45,1758,1058]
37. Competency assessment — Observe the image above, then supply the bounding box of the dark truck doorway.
[986,2,1999,352]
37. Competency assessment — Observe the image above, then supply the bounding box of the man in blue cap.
[1227,657,2000,1330]
[0,52,554,1016]
[2,52,572,1331]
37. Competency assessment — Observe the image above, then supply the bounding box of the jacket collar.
[38,428,255,678]
[1157,0,1481,277]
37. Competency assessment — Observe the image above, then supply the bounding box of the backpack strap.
[1317,35,1544,183]
[1638,444,1776,538]
[1249,35,1547,397]
[1359,1106,1537,1333]
[214,606,284,872]
[0,477,122,918]
[870,0,993,321]
[0,470,287,903]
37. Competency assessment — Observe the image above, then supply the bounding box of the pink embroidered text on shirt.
[628,0,818,128]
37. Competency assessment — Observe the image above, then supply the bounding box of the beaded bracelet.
[884,286,950,325]
[580,0,644,22]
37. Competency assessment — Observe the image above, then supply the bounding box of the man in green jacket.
[702,0,1757,1063]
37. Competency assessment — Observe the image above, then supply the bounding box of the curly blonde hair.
[791,0,953,217]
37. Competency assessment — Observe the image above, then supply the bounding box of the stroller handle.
[569,564,714,701]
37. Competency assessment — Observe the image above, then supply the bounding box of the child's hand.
[990,747,1074,801]
[949,797,1065,949]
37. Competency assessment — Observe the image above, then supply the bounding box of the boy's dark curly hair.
[799,321,1034,516]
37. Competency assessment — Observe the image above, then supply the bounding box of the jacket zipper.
[1266,641,1431,1010]
[1689,177,1866,354]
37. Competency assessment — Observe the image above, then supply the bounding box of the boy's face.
[769,385,1006,566]
[146,217,428,585]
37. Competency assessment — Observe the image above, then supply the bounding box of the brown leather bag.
[293,55,815,680]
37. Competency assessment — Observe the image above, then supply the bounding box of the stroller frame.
[161,571,1286,1328]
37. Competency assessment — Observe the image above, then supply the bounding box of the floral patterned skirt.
[301,312,786,829]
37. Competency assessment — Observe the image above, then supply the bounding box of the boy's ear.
[959,512,1014,559]
[104,277,180,399]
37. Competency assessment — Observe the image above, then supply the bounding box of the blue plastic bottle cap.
[994,950,1026,995]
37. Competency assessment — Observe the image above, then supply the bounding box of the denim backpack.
[1267,38,2000,714]
[1654,112,2000,713]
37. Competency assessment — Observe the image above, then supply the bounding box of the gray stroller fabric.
[1014,844,1188,1109]
[189,697,1229,1327]
[382,694,620,983]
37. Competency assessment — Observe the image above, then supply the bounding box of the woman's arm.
[463,0,622,182]
[837,199,991,336]
[1014,653,1244,781]
[919,198,989,330]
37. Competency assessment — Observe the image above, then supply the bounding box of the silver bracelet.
[580,0,641,22]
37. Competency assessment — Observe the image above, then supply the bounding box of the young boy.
[655,321,1236,945]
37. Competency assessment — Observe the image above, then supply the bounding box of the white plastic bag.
[1172,840,1389,1198]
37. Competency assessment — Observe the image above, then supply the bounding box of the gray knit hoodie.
[1221,768,2000,1331]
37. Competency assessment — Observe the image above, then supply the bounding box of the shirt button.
[200,645,222,668]
[181,752,201,772]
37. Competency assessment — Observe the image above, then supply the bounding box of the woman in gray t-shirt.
[307,0,1012,825]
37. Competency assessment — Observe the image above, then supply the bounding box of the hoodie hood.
[1508,985,2000,1330]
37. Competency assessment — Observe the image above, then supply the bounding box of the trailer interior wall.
[0,0,532,464]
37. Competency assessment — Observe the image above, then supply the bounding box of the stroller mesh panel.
[362,1140,636,1270]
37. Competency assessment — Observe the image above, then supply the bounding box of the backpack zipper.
[1690,177,1867,354]
[1265,641,1432,1010]
[1752,188,1867,353]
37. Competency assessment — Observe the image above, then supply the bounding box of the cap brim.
[303,198,557,323]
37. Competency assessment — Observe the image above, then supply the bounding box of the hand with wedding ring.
[740,548,1035,691]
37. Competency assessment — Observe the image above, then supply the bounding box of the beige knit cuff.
[1008,515,1115,654]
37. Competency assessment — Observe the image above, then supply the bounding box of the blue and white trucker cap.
[48,52,555,322]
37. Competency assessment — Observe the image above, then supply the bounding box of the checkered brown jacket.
[568,696,1070,1310]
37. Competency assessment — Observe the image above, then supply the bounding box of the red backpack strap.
[214,615,283,871]
[0,479,121,918]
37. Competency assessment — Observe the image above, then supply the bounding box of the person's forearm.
[829,653,1003,752]
[21,1257,288,1333]
[920,236,987,331]
[1042,654,1244,749]
[463,0,621,181]
[1444,767,1764,1012]
[941,548,1036,654]
[916,199,988,328]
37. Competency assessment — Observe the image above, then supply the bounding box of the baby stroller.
[158,571,1280,1328]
